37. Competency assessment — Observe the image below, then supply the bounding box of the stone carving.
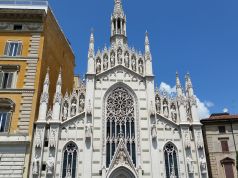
[79,95,85,113]
[46,153,55,174]
[63,102,69,121]
[187,156,194,173]
[124,52,129,67]
[70,99,77,116]
[32,155,39,175]
[131,56,136,71]
[49,129,56,148]
[186,102,192,121]
[197,132,204,149]
[110,52,115,67]
[85,121,93,139]
[150,101,155,116]
[86,100,92,115]
[40,92,49,104]
[65,165,72,178]
[163,99,169,118]
[117,48,123,64]
[138,60,143,74]
[103,55,109,70]
[151,124,157,140]
[96,59,101,74]
[35,128,42,148]
[184,131,191,149]
[200,155,207,174]
[171,103,177,122]
[155,96,161,114]
[169,165,177,178]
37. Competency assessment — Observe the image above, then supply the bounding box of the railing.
[0,0,48,7]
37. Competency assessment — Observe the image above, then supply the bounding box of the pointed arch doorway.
[109,167,136,178]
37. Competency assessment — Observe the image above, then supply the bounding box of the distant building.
[0,1,75,177]
[201,113,238,178]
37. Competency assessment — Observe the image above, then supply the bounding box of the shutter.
[6,72,13,88]
[0,72,3,88]
[4,42,9,56]
[221,141,229,152]
[224,163,234,178]
[4,112,11,132]
[17,42,22,56]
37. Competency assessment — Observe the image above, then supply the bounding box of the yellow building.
[0,1,75,177]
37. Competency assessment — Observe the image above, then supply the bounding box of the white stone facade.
[30,1,208,178]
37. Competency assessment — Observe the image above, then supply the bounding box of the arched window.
[62,143,78,178]
[164,143,179,178]
[106,87,136,167]
[0,98,14,132]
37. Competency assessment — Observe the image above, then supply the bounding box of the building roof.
[201,113,238,123]
[0,0,48,12]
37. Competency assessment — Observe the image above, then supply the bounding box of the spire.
[185,72,194,96]
[38,69,50,121]
[176,72,184,96]
[113,0,124,17]
[111,0,127,44]
[43,67,50,93]
[88,29,94,58]
[145,31,151,57]
[54,69,62,104]
[52,69,62,122]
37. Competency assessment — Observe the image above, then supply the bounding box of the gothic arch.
[163,142,180,178]
[61,141,78,178]
[108,166,137,178]
[102,83,141,168]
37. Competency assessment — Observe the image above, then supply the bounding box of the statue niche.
[103,54,109,70]
[117,48,123,65]
[124,52,129,68]
[96,58,101,74]
[110,51,115,67]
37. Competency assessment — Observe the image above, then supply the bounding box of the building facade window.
[62,143,78,178]
[218,126,226,133]
[0,65,19,89]
[164,143,179,178]
[0,98,15,133]
[221,157,235,178]
[221,140,229,152]
[105,87,136,167]
[4,41,22,57]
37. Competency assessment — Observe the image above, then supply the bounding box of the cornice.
[0,89,35,94]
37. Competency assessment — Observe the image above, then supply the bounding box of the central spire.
[111,0,127,44]
[113,0,124,17]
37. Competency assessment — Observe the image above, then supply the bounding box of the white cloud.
[159,82,212,119]
[159,82,176,94]
[196,97,211,119]
[223,108,229,113]
[204,101,214,108]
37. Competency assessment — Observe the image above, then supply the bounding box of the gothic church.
[30,1,208,178]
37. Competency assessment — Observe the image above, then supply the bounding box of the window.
[221,140,229,152]
[106,87,136,167]
[0,65,19,89]
[164,143,179,178]
[62,143,78,178]
[0,98,14,133]
[4,41,22,57]
[13,24,22,31]
[219,126,226,133]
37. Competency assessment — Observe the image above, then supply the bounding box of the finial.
[176,71,182,88]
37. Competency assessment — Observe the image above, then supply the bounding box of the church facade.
[30,1,208,178]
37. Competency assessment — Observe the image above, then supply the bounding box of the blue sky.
[48,0,238,116]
